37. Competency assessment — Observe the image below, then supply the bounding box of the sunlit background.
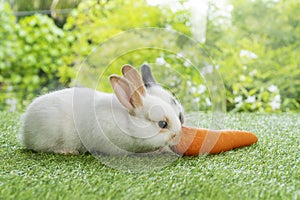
[1,0,299,113]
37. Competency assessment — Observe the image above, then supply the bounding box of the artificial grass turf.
[0,111,299,199]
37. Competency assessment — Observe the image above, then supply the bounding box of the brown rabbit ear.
[121,64,146,96]
[109,75,143,111]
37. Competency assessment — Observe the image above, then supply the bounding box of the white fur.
[19,84,182,155]
[146,85,184,123]
[140,64,184,124]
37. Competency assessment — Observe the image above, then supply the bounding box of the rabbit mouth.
[169,132,181,145]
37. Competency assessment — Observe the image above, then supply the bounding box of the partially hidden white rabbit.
[141,64,184,124]
[18,65,182,155]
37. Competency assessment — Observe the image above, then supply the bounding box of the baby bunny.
[18,65,182,155]
[141,64,184,124]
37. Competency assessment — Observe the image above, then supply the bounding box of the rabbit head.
[141,64,184,124]
[108,65,182,152]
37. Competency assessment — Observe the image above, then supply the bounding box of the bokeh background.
[1,0,299,113]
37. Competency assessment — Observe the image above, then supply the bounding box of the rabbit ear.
[109,75,143,111]
[141,64,157,88]
[121,64,146,96]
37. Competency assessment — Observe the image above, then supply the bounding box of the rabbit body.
[19,88,85,155]
[19,66,182,155]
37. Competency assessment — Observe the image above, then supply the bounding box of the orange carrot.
[171,125,258,156]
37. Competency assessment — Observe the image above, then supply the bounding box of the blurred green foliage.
[0,3,75,111]
[0,0,299,112]
[211,0,300,112]
[7,0,81,27]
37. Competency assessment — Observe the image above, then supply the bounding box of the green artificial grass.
[1,111,299,199]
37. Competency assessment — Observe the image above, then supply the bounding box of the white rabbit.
[141,64,184,124]
[18,65,182,155]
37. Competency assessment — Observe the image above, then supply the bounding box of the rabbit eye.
[158,121,168,129]
[179,112,184,124]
